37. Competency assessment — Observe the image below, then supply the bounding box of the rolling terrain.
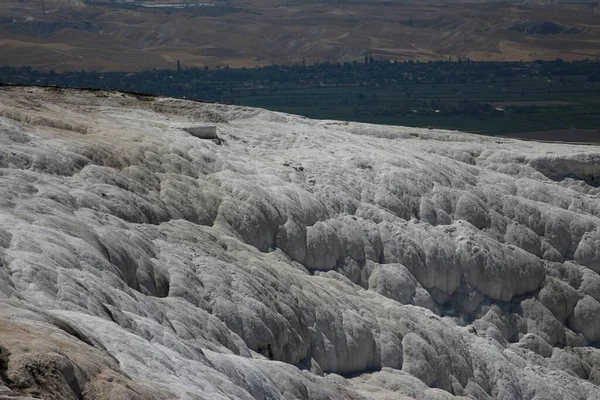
[0,0,600,71]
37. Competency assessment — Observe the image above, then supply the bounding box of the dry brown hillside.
[1,0,599,71]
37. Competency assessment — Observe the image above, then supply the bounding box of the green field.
[2,60,599,137]
[224,81,600,135]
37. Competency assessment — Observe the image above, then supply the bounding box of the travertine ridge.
[0,87,600,399]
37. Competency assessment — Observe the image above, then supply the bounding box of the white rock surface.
[0,86,600,399]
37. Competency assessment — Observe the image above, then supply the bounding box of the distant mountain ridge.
[0,0,599,71]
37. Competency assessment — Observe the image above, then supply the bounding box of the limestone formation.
[0,86,599,399]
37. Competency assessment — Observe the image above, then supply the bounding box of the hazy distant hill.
[0,0,599,71]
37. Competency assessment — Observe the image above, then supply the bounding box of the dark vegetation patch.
[509,21,581,36]
[398,19,441,29]
[1,59,599,136]
[7,21,99,38]
[502,129,600,143]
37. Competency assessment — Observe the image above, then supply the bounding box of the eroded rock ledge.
[0,87,600,399]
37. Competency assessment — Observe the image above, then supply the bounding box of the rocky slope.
[1,86,600,399]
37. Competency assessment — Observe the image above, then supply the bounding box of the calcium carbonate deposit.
[1,86,600,399]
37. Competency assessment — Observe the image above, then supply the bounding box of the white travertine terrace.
[0,87,600,399]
